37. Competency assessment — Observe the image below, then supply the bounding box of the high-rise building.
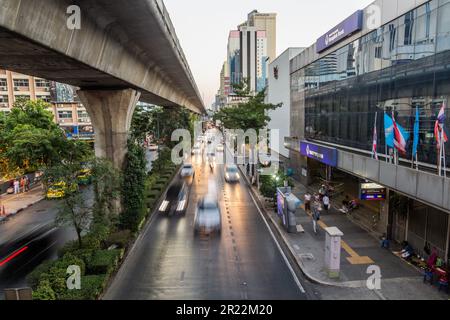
[227,31,241,86]
[238,26,268,93]
[243,10,277,63]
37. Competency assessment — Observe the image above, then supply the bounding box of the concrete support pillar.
[77,89,141,169]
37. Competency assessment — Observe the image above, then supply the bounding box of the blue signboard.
[300,141,338,167]
[360,183,386,201]
[316,10,363,53]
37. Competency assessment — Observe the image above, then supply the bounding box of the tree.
[120,141,147,231]
[90,158,122,224]
[0,98,92,177]
[213,84,281,132]
[44,164,89,248]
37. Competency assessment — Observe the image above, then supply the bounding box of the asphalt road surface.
[104,153,307,300]
[0,188,90,298]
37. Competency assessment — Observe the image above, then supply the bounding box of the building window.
[13,79,29,88]
[36,95,51,103]
[0,95,9,103]
[0,79,7,88]
[15,95,30,101]
[35,79,50,88]
[58,111,73,119]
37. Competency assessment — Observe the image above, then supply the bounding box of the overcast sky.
[164,0,374,108]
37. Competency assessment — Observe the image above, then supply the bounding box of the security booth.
[277,187,302,233]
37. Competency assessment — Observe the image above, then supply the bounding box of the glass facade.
[293,0,450,168]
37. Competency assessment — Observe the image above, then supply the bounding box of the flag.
[384,113,394,148]
[385,113,409,149]
[372,113,378,160]
[392,112,409,154]
[434,102,448,149]
[412,107,420,157]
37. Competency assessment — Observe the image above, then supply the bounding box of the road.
[104,151,307,300]
[0,188,91,297]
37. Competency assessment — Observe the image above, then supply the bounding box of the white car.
[216,144,224,153]
[224,164,240,183]
[191,143,202,155]
[194,196,222,235]
[180,163,195,178]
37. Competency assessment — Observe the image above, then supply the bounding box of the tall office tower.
[242,10,277,63]
[227,30,241,87]
[239,26,268,93]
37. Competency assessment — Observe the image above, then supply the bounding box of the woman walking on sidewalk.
[304,193,311,213]
[312,202,321,235]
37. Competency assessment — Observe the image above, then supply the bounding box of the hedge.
[58,274,107,300]
[86,249,122,276]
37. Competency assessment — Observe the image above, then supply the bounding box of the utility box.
[277,187,302,233]
[324,227,344,279]
[4,288,33,300]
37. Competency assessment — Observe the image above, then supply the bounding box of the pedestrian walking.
[323,194,330,211]
[312,202,321,235]
[20,177,25,193]
[304,193,311,213]
[13,179,20,194]
[25,176,30,192]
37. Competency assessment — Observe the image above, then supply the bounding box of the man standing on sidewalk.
[323,194,330,211]
[13,179,20,194]
[312,202,321,234]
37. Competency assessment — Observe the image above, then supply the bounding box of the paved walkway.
[241,168,448,300]
[0,186,45,221]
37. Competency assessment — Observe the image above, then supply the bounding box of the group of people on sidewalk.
[11,176,31,194]
[304,188,331,235]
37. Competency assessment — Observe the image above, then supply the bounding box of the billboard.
[300,141,338,167]
[316,10,363,53]
[360,182,386,201]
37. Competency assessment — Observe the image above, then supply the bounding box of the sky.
[164,0,374,108]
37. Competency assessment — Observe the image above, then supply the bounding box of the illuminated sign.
[316,10,363,53]
[300,141,338,167]
[360,183,386,201]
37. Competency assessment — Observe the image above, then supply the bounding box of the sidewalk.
[241,168,448,300]
[0,186,45,221]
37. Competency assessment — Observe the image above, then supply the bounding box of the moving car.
[194,196,221,235]
[46,182,78,199]
[159,181,190,215]
[191,143,202,155]
[224,164,240,183]
[180,163,195,178]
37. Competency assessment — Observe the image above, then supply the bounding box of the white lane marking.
[248,189,306,294]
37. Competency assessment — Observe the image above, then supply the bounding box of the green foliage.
[213,81,281,132]
[90,158,121,223]
[27,260,55,289]
[259,171,294,202]
[0,99,92,177]
[32,280,56,300]
[105,230,132,249]
[120,141,147,231]
[86,250,121,275]
[58,274,107,300]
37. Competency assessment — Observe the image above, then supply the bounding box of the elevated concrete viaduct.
[0,0,205,168]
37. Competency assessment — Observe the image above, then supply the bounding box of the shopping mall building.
[285,0,450,263]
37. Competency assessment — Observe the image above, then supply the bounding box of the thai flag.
[372,114,378,160]
[434,102,448,149]
[392,113,407,154]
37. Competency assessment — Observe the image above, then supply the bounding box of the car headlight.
[225,174,230,180]
[159,200,169,212]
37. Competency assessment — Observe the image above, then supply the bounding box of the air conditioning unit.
[45,87,50,91]
[14,87,19,91]
[0,87,6,91]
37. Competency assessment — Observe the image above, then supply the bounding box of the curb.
[1,196,45,221]
[237,166,363,289]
